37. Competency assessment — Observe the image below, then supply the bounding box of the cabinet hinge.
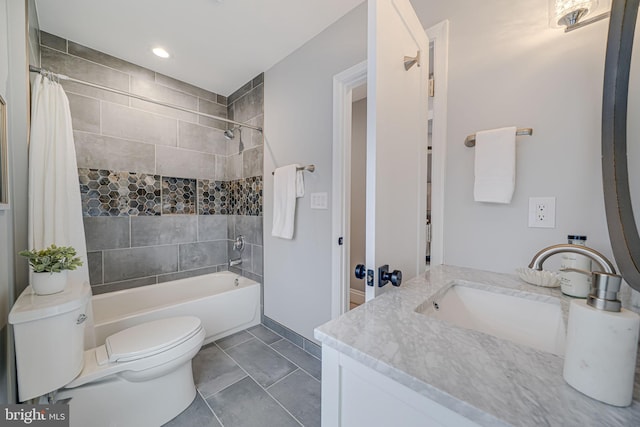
[428,77,435,97]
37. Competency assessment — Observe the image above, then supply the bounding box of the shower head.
[224,128,236,140]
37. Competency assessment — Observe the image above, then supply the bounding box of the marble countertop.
[314,265,640,427]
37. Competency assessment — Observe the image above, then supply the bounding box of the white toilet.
[9,280,205,427]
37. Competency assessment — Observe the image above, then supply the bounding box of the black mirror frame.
[603,0,640,292]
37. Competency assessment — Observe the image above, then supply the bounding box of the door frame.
[331,21,449,318]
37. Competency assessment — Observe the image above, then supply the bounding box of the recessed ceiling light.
[152,47,170,58]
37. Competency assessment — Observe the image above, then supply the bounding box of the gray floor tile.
[163,393,221,427]
[248,324,283,345]
[271,339,322,381]
[215,330,254,350]
[226,338,297,388]
[206,377,300,427]
[193,344,247,398]
[269,370,321,427]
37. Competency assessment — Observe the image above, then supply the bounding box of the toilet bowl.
[9,281,205,427]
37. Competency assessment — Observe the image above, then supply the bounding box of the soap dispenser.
[563,272,640,406]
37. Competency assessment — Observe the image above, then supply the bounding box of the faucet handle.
[587,272,622,312]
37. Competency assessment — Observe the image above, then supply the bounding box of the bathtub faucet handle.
[233,235,245,252]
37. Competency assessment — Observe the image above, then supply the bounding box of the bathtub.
[91,271,261,346]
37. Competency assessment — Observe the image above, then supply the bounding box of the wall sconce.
[550,0,611,32]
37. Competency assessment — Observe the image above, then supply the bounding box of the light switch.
[310,192,328,210]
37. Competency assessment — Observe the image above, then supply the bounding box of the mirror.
[0,94,8,207]
[602,0,640,292]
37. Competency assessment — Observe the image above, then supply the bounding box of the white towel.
[272,164,304,239]
[473,127,517,204]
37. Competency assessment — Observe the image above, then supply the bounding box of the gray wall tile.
[198,216,228,241]
[87,251,103,285]
[252,245,263,276]
[131,216,197,247]
[40,31,66,52]
[235,215,263,245]
[92,276,157,295]
[83,217,130,251]
[130,77,198,122]
[232,83,263,123]
[102,102,177,146]
[178,121,227,155]
[262,316,304,347]
[41,46,130,105]
[198,98,228,130]
[67,93,100,133]
[156,145,216,180]
[227,215,236,239]
[226,154,242,181]
[155,73,220,103]
[103,245,178,283]
[67,41,155,81]
[215,156,226,181]
[179,241,227,271]
[74,131,156,174]
[243,146,263,178]
[228,81,253,105]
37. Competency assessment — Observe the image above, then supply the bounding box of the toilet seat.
[98,316,202,365]
[66,316,205,388]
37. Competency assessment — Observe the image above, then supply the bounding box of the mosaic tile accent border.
[162,177,196,214]
[79,169,263,217]
[79,168,161,216]
[229,176,263,216]
[198,180,229,215]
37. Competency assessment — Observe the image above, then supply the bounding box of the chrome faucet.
[229,235,245,268]
[528,243,622,312]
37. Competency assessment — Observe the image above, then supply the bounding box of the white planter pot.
[31,271,68,295]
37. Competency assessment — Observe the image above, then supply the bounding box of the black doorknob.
[378,265,403,287]
[354,264,366,280]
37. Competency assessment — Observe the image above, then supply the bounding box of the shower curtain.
[28,74,90,290]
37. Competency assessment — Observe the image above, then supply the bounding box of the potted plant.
[19,244,83,295]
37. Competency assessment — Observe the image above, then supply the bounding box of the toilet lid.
[105,316,202,363]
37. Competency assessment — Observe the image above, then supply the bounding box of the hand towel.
[473,126,517,204]
[272,164,303,239]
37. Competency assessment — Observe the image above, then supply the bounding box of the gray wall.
[39,32,263,294]
[264,4,368,342]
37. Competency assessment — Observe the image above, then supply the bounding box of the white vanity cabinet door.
[321,346,480,427]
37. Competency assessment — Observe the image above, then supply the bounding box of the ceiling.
[35,0,365,96]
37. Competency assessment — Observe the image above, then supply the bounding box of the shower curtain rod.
[28,65,263,133]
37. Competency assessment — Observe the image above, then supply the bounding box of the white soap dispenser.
[563,272,640,406]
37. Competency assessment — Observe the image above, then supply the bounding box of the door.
[365,0,429,300]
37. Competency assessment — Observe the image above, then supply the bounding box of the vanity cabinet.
[321,346,479,427]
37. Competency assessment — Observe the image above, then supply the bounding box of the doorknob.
[354,264,366,280]
[378,265,402,287]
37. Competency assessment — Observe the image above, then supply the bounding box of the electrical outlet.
[528,197,556,228]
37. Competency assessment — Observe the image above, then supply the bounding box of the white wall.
[264,0,622,341]
[263,4,367,341]
[350,98,367,294]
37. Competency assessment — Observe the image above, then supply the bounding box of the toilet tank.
[9,280,92,402]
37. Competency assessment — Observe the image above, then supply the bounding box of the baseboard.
[350,289,365,305]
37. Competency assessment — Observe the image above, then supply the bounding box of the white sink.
[417,282,566,356]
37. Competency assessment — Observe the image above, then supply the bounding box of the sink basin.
[417,282,566,356]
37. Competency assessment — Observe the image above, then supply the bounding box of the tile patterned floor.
[163,324,321,427]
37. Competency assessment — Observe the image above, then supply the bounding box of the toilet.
[9,280,205,427]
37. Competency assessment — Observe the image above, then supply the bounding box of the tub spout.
[229,258,242,267]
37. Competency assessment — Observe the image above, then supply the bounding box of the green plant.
[19,244,83,273]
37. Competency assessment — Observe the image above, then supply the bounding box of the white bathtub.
[91,271,261,346]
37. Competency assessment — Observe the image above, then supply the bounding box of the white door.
[365,0,429,300]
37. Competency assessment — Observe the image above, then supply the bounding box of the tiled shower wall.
[39,32,264,294]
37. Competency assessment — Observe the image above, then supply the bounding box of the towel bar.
[465,128,533,147]
[271,164,315,175]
